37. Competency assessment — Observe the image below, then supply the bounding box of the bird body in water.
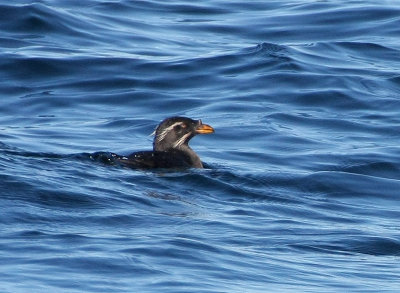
[116,117,214,169]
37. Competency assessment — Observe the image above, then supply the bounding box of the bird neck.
[178,144,203,168]
[155,143,203,168]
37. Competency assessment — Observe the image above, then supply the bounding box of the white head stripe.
[156,122,184,143]
[173,132,191,148]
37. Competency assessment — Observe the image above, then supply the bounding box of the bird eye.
[175,123,187,131]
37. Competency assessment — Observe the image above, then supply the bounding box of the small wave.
[303,171,400,201]
[293,236,400,257]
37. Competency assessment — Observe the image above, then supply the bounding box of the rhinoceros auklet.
[116,117,214,169]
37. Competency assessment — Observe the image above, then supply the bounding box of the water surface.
[1,0,400,292]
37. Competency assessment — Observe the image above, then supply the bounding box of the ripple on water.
[2,0,400,292]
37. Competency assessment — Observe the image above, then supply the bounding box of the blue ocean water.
[1,0,400,292]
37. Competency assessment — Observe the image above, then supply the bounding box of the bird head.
[152,117,214,151]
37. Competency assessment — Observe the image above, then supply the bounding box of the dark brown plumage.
[117,117,214,169]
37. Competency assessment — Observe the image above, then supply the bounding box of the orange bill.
[195,123,214,134]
